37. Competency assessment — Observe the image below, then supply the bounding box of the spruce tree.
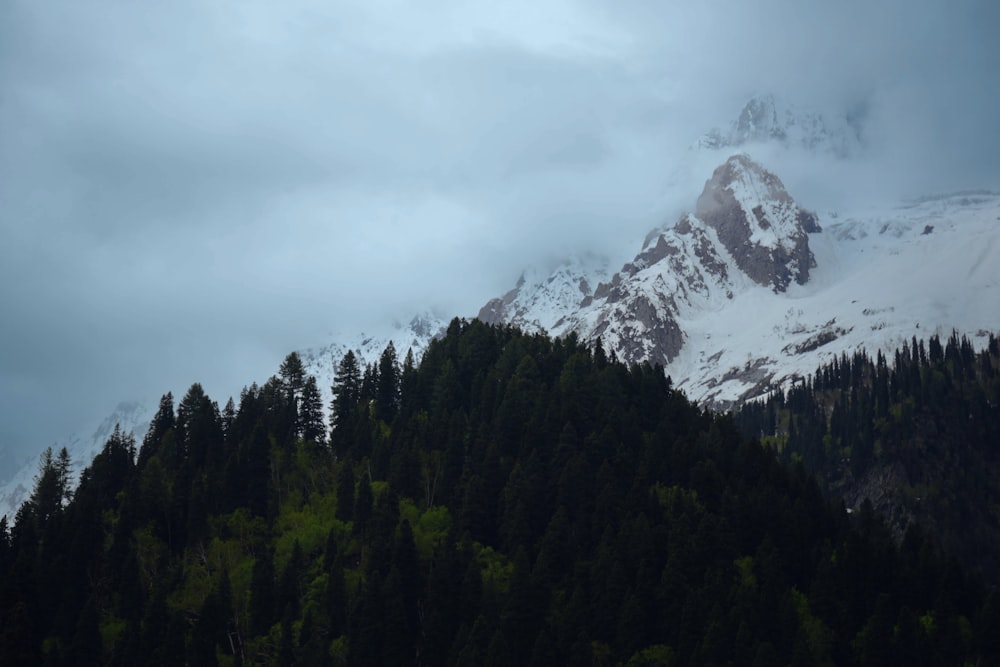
[376,341,400,423]
[139,392,175,466]
[299,375,326,445]
[330,350,362,453]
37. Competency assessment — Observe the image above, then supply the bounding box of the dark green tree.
[330,350,362,454]
[376,341,400,423]
[299,375,326,445]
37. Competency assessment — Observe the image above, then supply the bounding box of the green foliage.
[2,322,997,665]
[624,644,675,667]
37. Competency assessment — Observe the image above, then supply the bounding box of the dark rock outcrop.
[695,154,819,291]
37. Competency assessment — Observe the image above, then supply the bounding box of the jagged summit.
[698,94,862,157]
[474,157,1000,408]
[695,154,820,291]
[477,154,822,369]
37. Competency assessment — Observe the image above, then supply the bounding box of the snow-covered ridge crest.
[477,254,612,333]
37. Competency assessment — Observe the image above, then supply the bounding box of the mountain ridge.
[474,156,1000,409]
[5,166,998,522]
[4,93,998,522]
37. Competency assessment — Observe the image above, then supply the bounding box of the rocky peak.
[695,154,819,291]
[698,94,862,157]
[733,94,784,144]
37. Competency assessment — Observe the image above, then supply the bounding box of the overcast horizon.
[2,0,999,474]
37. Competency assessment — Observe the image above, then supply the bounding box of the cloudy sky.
[1,0,998,471]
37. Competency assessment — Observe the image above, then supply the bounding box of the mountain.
[478,253,613,333]
[0,315,450,521]
[5,111,997,524]
[476,155,1000,410]
[697,93,863,157]
[0,401,150,521]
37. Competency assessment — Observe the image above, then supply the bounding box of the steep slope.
[483,154,820,365]
[478,156,1000,410]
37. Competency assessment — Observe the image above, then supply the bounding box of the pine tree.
[376,342,400,423]
[26,446,72,528]
[299,375,326,445]
[330,350,362,453]
[279,351,307,400]
[139,392,175,466]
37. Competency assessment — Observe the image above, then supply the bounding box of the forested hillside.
[736,332,1000,585]
[2,320,998,665]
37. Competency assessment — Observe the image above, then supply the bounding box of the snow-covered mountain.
[4,96,996,522]
[0,315,452,521]
[476,154,1000,409]
[0,400,151,521]
[0,314,451,520]
[478,254,613,333]
[697,94,863,158]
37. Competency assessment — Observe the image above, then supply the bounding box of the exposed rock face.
[477,154,823,368]
[477,277,524,326]
[695,154,819,291]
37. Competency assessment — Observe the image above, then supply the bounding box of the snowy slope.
[478,157,1000,409]
[490,154,820,366]
[0,400,151,521]
[669,190,1000,406]
[477,254,613,333]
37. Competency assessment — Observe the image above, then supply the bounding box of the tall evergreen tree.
[279,351,307,399]
[299,375,326,445]
[139,392,175,466]
[330,350,362,452]
[26,446,72,528]
[376,341,400,423]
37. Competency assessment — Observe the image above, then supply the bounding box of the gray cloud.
[1,0,997,469]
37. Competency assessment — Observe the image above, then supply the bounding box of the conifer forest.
[2,320,999,665]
